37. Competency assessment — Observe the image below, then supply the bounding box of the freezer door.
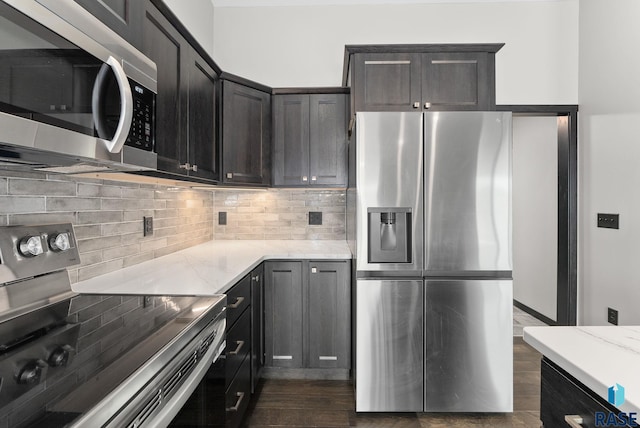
[425,279,513,412]
[355,279,423,412]
[423,111,512,275]
[356,112,423,275]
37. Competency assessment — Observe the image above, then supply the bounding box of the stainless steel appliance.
[0,0,157,172]
[353,111,513,412]
[0,224,226,428]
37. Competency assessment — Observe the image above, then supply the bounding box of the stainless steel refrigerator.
[353,111,513,413]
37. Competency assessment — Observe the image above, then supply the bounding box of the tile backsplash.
[0,171,347,283]
[0,171,214,283]
[213,188,346,240]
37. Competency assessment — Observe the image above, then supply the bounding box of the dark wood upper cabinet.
[74,0,143,48]
[273,92,347,187]
[141,2,219,181]
[142,2,187,176]
[222,80,271,186]
[347,44,502,112]
[352,53,421,112]
[187,51,219,181]
[273,94,310,186]
[421,52,491,110]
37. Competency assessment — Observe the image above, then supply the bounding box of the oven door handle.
[92,56,133,154]
[226,392,245,412]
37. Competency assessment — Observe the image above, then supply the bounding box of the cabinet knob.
[179,162,191,170]
[413,102,420,109]
[302,176,308,182]
[226,172,233,179]
[311,267,317,273]
[424,102,432,109]
[252,275,260,282]
[311,176,317,181]
[192,164,198,172]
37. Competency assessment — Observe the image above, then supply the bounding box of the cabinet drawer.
[226,355,251,428]
[226,308,251,386]
[541,358,632,428]
[227,274,251,328]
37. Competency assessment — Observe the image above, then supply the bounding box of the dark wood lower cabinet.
[541,357,634,428]
[264,260,351,374]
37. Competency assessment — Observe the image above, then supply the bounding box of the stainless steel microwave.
[0,0,157,173]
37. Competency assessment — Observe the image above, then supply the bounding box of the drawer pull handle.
[228,340,245,356]
[228,296,245,309]
[564,415,584,428]
[319,356,337,361]
[226,392,245,412]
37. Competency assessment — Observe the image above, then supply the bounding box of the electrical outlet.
[309,211,322,225]
[608,307,618,325]
[219,211,227,225]
[143,216,153,236]
[598,213,619,229]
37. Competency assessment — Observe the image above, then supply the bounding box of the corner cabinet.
[142,2,219,181]
[347,44,503,112]
[264,260,350,373]
[221,80,271,186]
[272,92,348,187]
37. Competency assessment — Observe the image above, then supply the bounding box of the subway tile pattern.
[213,188,346,240]
[0,171,213,283]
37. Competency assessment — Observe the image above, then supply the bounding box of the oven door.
[170,343,227,427]
[0,0,156,170]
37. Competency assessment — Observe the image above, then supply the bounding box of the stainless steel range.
[0,224,226,428]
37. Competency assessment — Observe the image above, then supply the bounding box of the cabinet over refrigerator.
[353,111,513,413]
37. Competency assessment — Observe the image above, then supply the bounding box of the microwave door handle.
[92,56,133,154]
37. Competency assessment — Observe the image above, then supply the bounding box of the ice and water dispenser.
[367,208,412,263]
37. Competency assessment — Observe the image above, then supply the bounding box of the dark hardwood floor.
[242,337,542,428]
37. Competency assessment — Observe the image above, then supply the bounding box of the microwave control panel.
[126,81,155,152]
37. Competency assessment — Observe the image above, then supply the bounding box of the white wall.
[164,0,215,56]
[213,0,578,104]
[578,0,640,325]
[512,116,558,321]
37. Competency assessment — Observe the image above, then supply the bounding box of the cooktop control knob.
[49,232,71,252]
[16,360,44,385]
[47,346,70,367]
[18,235,44,257]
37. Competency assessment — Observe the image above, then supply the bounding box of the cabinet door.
[187,51,219,181]
[307,261,350,369]
[421,52,491,111]
[222,81,271,185]
[250,264,264,393]
[74,0,143,48]
[142,3,188,175]
[272,94,310,186]
[309,94,348,187]
[264,261,303,368]
[352,53,421,112]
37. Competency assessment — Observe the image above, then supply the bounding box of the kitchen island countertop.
[524,325,640,415]
[72,240,352,296]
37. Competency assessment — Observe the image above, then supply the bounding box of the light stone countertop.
[524,325,640,414]
[72,240,352,296]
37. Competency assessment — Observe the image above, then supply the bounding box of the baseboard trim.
[514,299,557,326]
